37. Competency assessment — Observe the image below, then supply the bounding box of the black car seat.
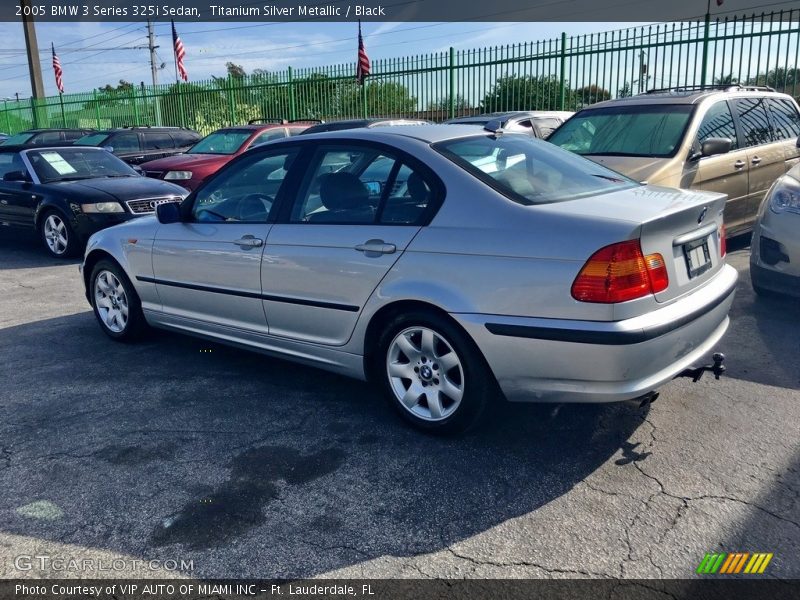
[308,172,374,223]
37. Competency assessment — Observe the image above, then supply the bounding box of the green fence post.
[132,88,140,126]
[227,75,237,125]
[3,100,8,134]
[93,90,101,128]
[287,66,297,121]
[177,83,187,128]
[59,94,66,127]
[448,46,456,119]
[30,97,39,128]
[700,11,711,87]
[559,32,567,110]
[362,82,368,118]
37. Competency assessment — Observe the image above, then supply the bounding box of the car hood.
[580,155,678,185]
[57,176,187,201]
[140,153,229,171]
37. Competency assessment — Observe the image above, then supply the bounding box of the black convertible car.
[0,146,187,257]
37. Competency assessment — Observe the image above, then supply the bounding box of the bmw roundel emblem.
[698,206,708,223]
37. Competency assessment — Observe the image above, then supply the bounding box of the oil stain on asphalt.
[151,445,346,550]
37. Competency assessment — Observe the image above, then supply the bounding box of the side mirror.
[700,137,732,158]
[3,170,29,182]
[156,202,182,224]
[102,145,115,153]
[132,165,144,175]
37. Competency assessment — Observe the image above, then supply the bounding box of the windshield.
[434,134,638,205]
[188,130,252,155]
[1,132,35,146]
[73,133,111,147]
[27,148,137,182]
[548,104,693,158]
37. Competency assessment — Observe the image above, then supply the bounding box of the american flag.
[52,43,64,94]
[356,21,371,84]
[172,20,188,82]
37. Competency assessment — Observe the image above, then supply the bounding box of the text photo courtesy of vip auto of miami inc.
[0,0,798,598]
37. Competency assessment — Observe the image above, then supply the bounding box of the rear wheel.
[39,211,79,258]
[90,260,147,341]
[377,310,495,434]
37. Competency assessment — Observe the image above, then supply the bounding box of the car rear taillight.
[571,240,669,304]
[719,223,726,258]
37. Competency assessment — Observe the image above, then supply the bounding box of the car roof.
[0,144,105,153]
[16,128,92,133]
[294,123,507,144]
[90,127,198,134]
[447,111,571,123]
[301,118,431,134]
[585,85,791,108]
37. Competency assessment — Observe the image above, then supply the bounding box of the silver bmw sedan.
[80,124,737,433]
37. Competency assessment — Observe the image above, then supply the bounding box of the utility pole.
[21,0,45,99]
[146,20,162,125]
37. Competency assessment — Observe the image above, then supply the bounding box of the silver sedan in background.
[80,125,736,433]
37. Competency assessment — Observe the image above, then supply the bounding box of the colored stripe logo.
[696,552,773,574]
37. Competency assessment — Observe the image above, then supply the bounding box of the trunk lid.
[538,183,727,304]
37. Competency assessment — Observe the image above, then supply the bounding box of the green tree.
[575,84,611,107]
[480,75,573,112]
[713,74,739,85]
[617,82,633,98]
[427,94,471,112]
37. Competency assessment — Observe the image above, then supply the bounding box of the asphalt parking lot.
[0,232,798,580]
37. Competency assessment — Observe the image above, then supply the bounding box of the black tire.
[375,309,496,434]
[38,210,80,258]
[89,259,147,342]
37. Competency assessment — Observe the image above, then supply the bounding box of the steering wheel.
[237,193,274,221]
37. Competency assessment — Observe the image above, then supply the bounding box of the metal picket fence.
[1,9,798,136]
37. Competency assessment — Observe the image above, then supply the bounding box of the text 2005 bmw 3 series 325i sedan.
[80,124,737,433]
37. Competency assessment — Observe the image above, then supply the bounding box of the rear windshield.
[548,104,694,158]
[434,134,638,205]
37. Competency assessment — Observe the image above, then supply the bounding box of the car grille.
[126,197,181,214]
[144,170,165,179]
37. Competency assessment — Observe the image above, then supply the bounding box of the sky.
[0,21,644,99]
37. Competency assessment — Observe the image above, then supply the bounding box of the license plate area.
[683,237,712,279]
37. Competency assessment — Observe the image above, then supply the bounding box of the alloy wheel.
[43,214,68,255]
[94,270,129,333]
[386,326,465,422]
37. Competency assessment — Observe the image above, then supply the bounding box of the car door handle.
[355,239,397,255]
[734,160,746,169]
[751,156,762,165]
[234,235,264,248]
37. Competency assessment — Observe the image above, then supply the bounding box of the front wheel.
[90,260,147,341]
[377,311,495,434]
[39,211,79,258]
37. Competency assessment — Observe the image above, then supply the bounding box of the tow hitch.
[678,352,726,382]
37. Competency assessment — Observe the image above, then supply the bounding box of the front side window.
[107,133,140,153]
[696,101,739,150]
[30,131,63,145]
[735,98,775,147]
[0,152,26,179]
[63,130,86,141]
[192,149,297,223]
[435,134,638,205]
[533,117,562,138]
[250,129,288,148]
[74,133,111,147]
[768,98,800,141]
[188,130,251,155]
[548,104,693,158]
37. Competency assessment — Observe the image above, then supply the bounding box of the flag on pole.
[172,20,188,82]
[52,43,64,94]
[356,20,371,84]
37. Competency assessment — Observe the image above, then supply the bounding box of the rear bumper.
[453,264,738,403]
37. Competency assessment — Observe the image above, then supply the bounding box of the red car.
[139,120,317,191]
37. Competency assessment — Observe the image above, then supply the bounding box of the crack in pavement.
[446,546,612,578]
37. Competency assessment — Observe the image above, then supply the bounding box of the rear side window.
[435,134,639,205]
[735,98,775,147]
[768,98,800,140]
[696,101,739,150]
[533,117,562,137]
[63,130,85,141]
[171,131,199,147]
[144,132,175,150]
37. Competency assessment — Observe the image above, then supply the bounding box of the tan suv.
[548,86,800,236]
